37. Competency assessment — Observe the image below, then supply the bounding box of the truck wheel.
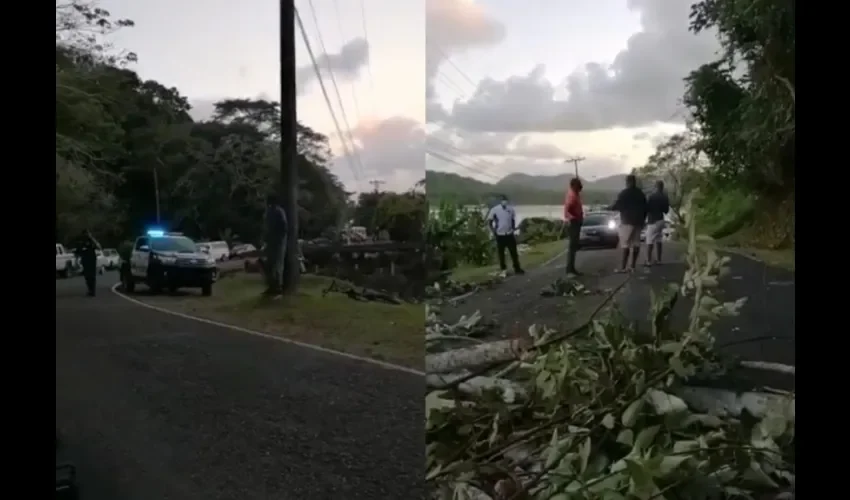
[201,283,213,296]
[59,262,72,279]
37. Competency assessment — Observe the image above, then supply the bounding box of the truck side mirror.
[139,245,150,252]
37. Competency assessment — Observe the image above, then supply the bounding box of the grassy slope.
[697,190,794,271]
[141,274,424,369]
[451,239,566,282]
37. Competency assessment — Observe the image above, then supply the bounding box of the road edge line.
[110,283,425,377]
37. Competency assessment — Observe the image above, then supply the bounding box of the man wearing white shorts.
[645,180,670,265]
[610,174,648,272]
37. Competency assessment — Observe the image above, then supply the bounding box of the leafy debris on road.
[321,279,402,305]
[425,276,505,302]
[425,194,796,500]
[539,277,596,297]
[426,303,498,351]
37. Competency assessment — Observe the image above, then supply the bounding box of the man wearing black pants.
[564,178,584,276]
[74,229,100,296]
[487,195,524,275]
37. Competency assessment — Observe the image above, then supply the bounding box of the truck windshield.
[150,236,197,253]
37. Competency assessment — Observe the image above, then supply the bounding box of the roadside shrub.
[518,217,567,244]
[693,187,754,239]
[427,202,493,268]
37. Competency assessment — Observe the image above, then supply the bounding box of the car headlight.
[205,256,216,265]
[607,220,618,229]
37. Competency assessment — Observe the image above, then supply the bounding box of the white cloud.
[442,0,720,133]
[332,116,424,193]
[426,0,506,123]
[296,38,370,94]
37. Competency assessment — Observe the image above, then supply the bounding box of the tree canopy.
[56,1,349,246]
[683,0,795,196]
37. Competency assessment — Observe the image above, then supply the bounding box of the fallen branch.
[426,339,530,374]
[739,360,796,376]
[321,279,402,304]
[676,386,795,421]
[426,372,527,402]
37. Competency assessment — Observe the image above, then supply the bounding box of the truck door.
[132,237,150,277]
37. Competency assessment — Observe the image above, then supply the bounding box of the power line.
[358,0,376,112]
[426,135,501,178]
[295,7,361,186]
[425,149,501,182]
[368,179,385,192]
[304,0,366,180]
[330,0,362,124]
[431,43,478,90]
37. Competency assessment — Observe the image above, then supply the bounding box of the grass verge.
[451,239,566,282]
[711,239,795,272]
[136,273,423,369]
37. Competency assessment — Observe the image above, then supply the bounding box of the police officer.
[74,229,101,296]
[263,194,288,296]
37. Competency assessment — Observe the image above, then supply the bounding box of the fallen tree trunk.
[426,339,530,374]
[675,386,795,421]
[426,371,795,421]
[426,372,527,401]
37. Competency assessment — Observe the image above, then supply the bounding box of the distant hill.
[426,170,620,206]
[497,173,629,192]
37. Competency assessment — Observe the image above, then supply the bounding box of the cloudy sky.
[426,0,721,184]
[99,0,425,193]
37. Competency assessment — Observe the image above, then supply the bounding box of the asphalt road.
[56,273,425,500]
[445,243,795,367]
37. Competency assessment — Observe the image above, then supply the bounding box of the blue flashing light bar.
[146,229,166,238]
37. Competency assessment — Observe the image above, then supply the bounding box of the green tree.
[684,0,795,196]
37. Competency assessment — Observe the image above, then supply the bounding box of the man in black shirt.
[609,174,648,272]
[645,180,670,265]
[74,229,101,296]
[263,194,288,296]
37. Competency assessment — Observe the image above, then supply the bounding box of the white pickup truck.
[56,244,77,278]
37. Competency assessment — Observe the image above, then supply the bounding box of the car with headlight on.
[121,230,217,296]
[578,211,621,248]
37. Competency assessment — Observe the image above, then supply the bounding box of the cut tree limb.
[426,339,530,374]
[675,386,795,421]
[426,372,527,401]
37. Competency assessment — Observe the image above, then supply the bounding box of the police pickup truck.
[120,230,218,296]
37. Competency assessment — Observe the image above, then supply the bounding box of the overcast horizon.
[95,0,719,192]
[426,0,720,185]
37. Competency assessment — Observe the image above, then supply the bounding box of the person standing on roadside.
[486,195,525,275]
[644,180,670,266]
[564,177,584,276]
[74,229,101,296]
[263,193,288,296]
[609,174,648,273]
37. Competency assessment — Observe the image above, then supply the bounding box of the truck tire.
[59,262,72,279]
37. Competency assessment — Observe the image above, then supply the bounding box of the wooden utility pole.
[280,0,299,294]
[369,179,385,192]
[565,156,586,178]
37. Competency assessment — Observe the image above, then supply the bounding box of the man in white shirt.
[486,195,525,274]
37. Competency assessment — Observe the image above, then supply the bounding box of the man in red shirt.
[564,178,584,276]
